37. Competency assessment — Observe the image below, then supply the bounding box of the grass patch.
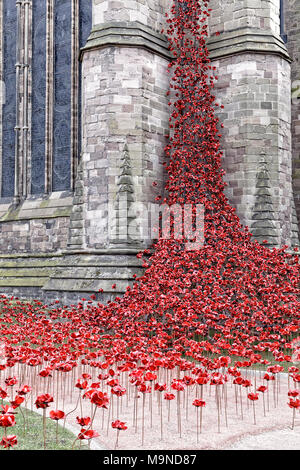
[0,404,89,451]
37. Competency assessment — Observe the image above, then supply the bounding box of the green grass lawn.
[0,405,89,450]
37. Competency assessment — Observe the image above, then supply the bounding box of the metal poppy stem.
[253,401,256,425]
[239,386,243,420]
[196,406,199,443]
[200,386,204,434]
[216,386,220,433]
[135,393,139,433]
[223,383,228,427]
[160,394,163,440]
[116,429,120,449]
[90,405,97,429]
[177,391,182,438]
[64,391,80,428]
[142,393,145,446]
[234,385,238,415]
[19,405,26,435]
[42,408,47,450]
[106,397,112,436]
[150,383,153,428]
[80,391,83,417]
[71,436,79,450]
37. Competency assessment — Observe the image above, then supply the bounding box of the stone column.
[77,0,171,251]
[0,0,3,198]
[285,0,300,237]
[48,0,171,301]
[207,0,299,248]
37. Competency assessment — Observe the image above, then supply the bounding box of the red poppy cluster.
[0,0,299,450]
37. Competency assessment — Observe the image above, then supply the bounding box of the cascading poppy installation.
[0,0,299,450]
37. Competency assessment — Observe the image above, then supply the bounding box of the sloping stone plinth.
[0,251,143,304]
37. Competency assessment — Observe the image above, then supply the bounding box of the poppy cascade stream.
[0,0,299,450]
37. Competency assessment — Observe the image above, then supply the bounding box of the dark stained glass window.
[52,0,72,192]
[2,0,17,197]
[31,1,47,194]
[1,0,92,197]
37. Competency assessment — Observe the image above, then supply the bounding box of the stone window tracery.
[0,0,92,200]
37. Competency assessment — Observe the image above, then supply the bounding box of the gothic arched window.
[280,0,287,43]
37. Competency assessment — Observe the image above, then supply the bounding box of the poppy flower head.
[0,387,8,399]
[193,399,206,407]
[75,379,88,390]
[10,395,25,409]
[4,377,17,387]
[49,410,65,421]
[90,391,109,408]
[154,383,167,392]
[17,385,32,396]
[112,420,127,431]
[0,413,16,428]
[35,394,54,409]
[76,416,91,427]
[248,393,259,401]
[288,390,299,398]
[164,393,175,401]
[0,435,17,448]
[78,428,100,440]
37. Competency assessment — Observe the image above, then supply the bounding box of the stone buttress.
[207,0,299,247]
[284,0,300,243]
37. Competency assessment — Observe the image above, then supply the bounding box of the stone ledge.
[0,192,73,222]
[207,28,291,61]
[43,278,136,293]
[0,267,53,278]
[0,253,63,260]
[80,21,172,60]
[0,251,144,264]
[0,252,144,299]
[45,266,143,280]
[80,23,291,63]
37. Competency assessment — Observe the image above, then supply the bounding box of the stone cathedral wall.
[0,0,298,304]
[284,0,300,233]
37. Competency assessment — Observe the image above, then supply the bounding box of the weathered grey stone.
[81,21,172,60]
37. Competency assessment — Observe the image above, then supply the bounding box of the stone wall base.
[0,251,143,305]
